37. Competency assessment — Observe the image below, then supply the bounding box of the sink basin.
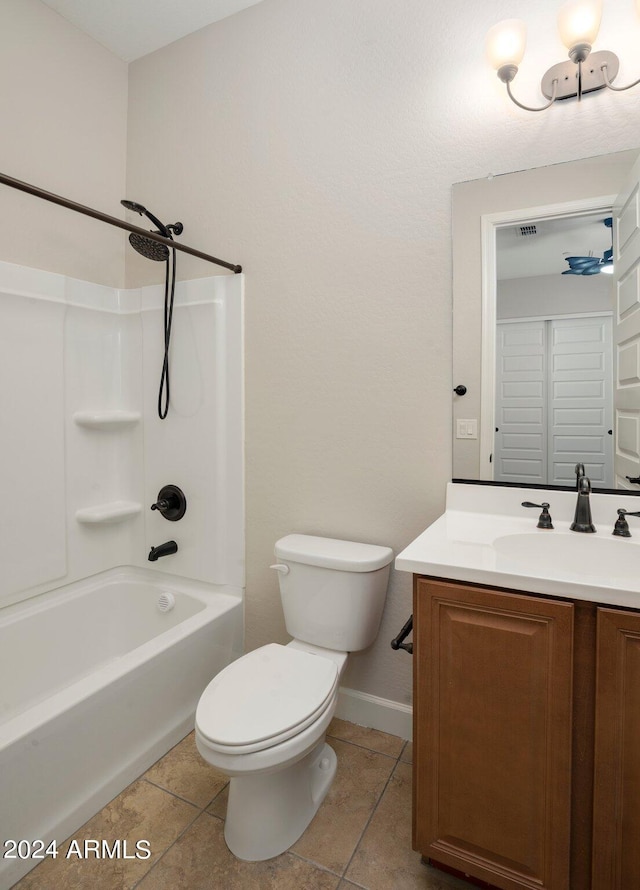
[493,533,640,582]
[394,483,640,607]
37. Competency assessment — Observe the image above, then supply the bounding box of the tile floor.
[13,718,473,890]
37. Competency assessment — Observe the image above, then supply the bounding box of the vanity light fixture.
[486,0,640,112]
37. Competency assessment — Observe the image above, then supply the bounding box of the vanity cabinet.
[413,578,574,890]
[592,608,640,889]
[413,577,640,890]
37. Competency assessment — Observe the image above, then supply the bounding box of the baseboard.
[335,686,412,741]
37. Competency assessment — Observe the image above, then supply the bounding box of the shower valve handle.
[150,484,187,521]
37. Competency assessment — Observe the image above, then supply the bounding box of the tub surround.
[0,259,244,611]
[396,481,640,607]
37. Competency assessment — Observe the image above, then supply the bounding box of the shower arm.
[0,170,242,274]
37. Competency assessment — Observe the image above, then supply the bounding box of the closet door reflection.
[495,315,613,487]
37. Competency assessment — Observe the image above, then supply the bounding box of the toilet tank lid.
[274,534,393,572]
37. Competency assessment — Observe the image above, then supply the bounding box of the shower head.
[121,199,146,215]
[120,198,184,261]
[128,231,170,261]
[121,198,169,236]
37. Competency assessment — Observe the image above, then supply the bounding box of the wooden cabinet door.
[592,607,640,889]
[414,578,574,890]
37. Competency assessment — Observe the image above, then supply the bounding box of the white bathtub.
[0,568,243,889]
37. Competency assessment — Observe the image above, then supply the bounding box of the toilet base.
[223,739,337,861]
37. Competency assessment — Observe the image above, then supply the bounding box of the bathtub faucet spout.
[148,540,178,561]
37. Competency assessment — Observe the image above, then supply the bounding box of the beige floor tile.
[400,741,413,764]
[137,813,341,889]
[144,730,228,808]
[292,738,395,874]
[328,718,405,759]
[14,780,198,890]
[345,762,471,890]
[206,783,228,819]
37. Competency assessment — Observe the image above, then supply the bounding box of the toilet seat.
[196,643,339,755]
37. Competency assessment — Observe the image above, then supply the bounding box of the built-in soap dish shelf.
[73,410,141,430]
[75,501,142,525]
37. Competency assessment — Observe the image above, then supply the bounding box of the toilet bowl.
[195,534,393,861]
[196,641,346,860]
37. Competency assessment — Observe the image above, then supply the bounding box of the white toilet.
[195,533,393,861]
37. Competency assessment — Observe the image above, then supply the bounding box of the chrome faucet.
[570,472,596,533]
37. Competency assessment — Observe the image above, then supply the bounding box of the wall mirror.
[452,148,640,491]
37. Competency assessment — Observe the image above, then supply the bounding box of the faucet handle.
[613,508,640,537]
[521,501,553,529]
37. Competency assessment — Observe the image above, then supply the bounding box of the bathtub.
[0,567,243,889]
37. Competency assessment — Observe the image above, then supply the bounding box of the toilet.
[195,533,393,861]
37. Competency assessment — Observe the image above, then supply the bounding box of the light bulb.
[557,0,603,52]
[486,19,527,71]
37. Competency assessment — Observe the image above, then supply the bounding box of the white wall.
[126,0,447,707]
[0,0,128,286]
[126,0,640,710]
[4,0,640,713]
[498,272,612,319]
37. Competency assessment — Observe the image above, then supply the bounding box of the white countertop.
[395,482,640,609]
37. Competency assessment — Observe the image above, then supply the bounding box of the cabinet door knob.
[453,385,467,396]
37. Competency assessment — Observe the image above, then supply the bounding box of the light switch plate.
[456,419,478,439]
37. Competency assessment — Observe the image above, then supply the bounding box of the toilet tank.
[273,535,393,652]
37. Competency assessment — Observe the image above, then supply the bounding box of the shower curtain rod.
[0,171,242,274]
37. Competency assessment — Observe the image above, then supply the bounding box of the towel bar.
[390,615,413,655]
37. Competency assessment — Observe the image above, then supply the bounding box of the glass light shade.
[486,19,527,70]
[557,0,603,50]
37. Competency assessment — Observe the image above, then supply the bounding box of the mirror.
[452,148,640,490]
